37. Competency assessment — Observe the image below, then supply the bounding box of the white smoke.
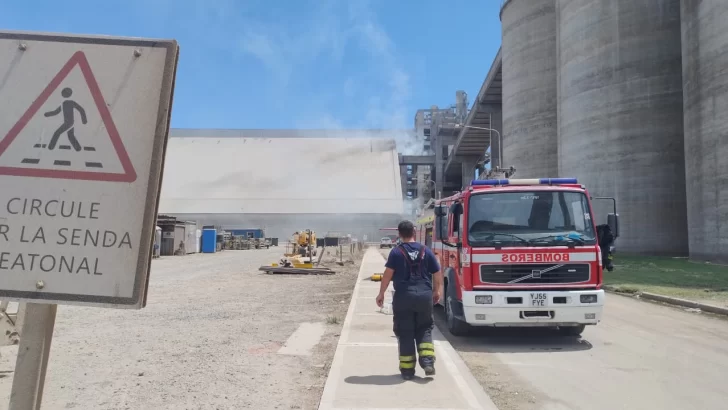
[391,129,427,156]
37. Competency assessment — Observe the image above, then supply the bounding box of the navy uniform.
[384,241,441,379]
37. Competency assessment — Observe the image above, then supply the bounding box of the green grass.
[605,255,728,306]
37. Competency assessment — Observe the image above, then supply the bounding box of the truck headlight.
[475,295,493,304]
[580,294,598,303]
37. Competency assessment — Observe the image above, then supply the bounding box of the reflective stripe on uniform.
[399,355,416,369]
[418,342,435,357]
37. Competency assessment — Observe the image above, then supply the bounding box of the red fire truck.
[415,177,618,336]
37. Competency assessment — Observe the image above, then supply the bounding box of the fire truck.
[415,177,618,336]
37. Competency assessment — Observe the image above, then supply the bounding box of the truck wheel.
[558,325,586,336]
[444,286,470,336]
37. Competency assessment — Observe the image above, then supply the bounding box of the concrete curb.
[603,285,728,316]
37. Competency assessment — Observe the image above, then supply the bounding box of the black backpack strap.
[395,245,412,281]
[415,247,427,278]
[396,244,408,262]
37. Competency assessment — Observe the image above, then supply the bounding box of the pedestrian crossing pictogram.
[0,51,136,182]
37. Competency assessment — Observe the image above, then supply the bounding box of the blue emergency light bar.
[471,178,578,186]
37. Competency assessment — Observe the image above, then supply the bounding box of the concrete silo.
[500,0,558,178]
[557,0,688,255]
[681,0,728,262]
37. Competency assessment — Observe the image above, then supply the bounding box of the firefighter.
[597,224,615,271]
[376,220,443,380]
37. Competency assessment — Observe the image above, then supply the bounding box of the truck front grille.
[480,264,590,284]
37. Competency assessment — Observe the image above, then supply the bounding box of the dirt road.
[0,247,360,410]
[437,294,728,410]
[376,247,728,409]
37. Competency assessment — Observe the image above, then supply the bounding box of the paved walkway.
[318,248,498,410]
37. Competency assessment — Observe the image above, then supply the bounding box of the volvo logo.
[508,264,564,284]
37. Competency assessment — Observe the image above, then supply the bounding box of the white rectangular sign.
[471,252,598,263]
[0,31,179,308]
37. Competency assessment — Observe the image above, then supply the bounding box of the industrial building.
[555,0,688,256]
[402,87,501,207]
[158,0,727,261]
[158,130,405,242]
[681,1,728,262]
[407,0,727,262]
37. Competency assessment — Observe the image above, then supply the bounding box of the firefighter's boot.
[399,355,416,379]
[418,342,436,376]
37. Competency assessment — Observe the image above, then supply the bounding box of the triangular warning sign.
[0,51,136,182]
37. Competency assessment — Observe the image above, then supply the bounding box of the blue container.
[201,229,217,253]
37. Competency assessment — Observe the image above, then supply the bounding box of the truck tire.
[558,324,585,337]
[444,281,470,336]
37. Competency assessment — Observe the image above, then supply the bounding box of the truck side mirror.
[608,213,619,238]
[434,205,446,217]
[450,202,463,215]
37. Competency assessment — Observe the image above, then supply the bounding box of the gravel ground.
[0,246,362,410]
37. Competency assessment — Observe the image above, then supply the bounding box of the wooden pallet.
[258,266,336,275]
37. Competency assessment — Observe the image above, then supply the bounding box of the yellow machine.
[294,230,316,247]
[276,229,318,269]
[288,230,317,258]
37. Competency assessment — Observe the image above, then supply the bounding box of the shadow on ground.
[433,307,593,354]
[344,374,433,386]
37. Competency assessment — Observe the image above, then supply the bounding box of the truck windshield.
[467,191,596,247]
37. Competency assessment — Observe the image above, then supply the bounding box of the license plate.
[530,292,548,307]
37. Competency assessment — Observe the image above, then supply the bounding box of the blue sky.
[1,0,502,130]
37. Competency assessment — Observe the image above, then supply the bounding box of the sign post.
[8,303,56,410]
[0,30,179,409]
